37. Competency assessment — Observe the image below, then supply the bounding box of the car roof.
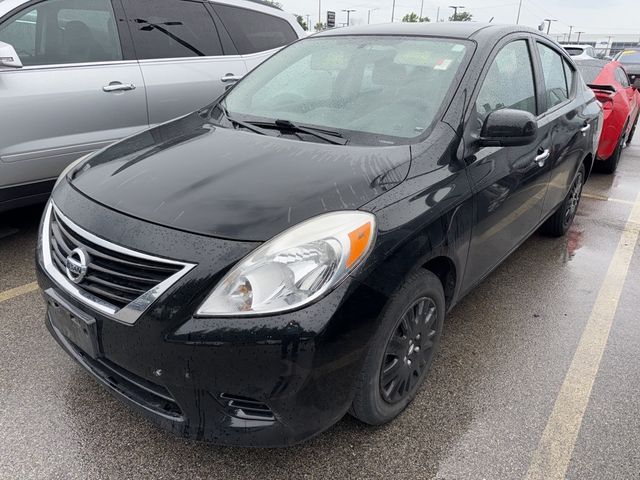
[564,44,591,49]
[312,22,539,41]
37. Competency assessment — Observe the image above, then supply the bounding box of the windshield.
[616,50,640,64]
[223,35,470,145]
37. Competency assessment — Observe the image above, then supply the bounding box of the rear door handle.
[221,73,243,83]
[103,82,136,93]
[534,148,550,167]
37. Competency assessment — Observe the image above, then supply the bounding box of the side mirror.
[0,41,23,69]
[479,109,538,147]
[632,78,640,91]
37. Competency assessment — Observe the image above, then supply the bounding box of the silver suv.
[0,0,304,211]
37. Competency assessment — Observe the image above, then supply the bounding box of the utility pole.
[516,0,522,24]
[576,31,585,42]
[318,0,321,25]
[436,7,440,22]
[420,0,424,19]
[568,25,573,42]
[391,0,396,22]
[449,5,465,21]
[342,9,356,26]
[306,14,310,30]
[544,18,557,34]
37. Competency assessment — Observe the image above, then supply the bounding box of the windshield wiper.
[216,104,274,137]
[252,119,348,145]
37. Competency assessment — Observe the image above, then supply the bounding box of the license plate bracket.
[45,288,100,359]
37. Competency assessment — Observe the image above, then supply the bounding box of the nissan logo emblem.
[65,248,89,284]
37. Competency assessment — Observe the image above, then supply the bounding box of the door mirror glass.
[480,109,538,147]
[0,41,22,68]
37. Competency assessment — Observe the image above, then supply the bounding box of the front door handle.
[534,148,550,167]
[580,123,591,135]
[102,82,136,93]
[221,73,243,83]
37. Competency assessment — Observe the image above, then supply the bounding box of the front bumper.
[36,185,386,446]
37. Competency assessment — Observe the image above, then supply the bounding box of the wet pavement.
[1,137,640,479]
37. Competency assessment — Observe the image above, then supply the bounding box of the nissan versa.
[37,23,602,446]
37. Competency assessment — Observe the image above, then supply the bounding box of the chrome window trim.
[41,202,197,325]
[4,60,139,71]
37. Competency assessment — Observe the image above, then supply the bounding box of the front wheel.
[350,269,445,425]
[541,163,585,237]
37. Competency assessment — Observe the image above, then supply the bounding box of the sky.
[279,0,640,41]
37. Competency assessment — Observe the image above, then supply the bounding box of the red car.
[575,59,640,173]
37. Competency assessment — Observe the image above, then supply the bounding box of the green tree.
[402,12,430,22]
[314,22,326,32]
[449,11,473,21]
[295,14,308,31]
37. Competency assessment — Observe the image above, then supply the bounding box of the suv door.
[212,3,298,71]
[462,37,552,285]
[121,0,247,125]
[534,40,591,215]
[0,0,147,196]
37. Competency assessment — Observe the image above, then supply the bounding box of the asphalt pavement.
[1,136,640,479]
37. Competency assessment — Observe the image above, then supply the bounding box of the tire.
[350,269,445,425]
[627,116,638,145]
[541,163,585,238]
[599,130,625,174]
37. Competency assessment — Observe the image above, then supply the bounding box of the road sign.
[327,11,336,28]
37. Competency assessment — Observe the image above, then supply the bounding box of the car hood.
[70,112,411,241]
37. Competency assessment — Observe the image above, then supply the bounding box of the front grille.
[48,208,182,310]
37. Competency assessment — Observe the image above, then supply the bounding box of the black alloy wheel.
[350,269,445,425]
[379,297,438,404]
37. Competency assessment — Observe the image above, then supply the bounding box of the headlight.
[53,153,91,189]
[196,211,376,317]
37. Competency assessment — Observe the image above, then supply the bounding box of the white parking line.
[525,192,640,480]
[0,282,39,304]
[582,193,637,206]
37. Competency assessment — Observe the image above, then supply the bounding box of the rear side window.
[537,43,569,110]
[616,67,630,87]
[563,59,575,94]
[0,0,122,66]
[122,0,222,59]
[215,5,297,55]
[476,40,537,121]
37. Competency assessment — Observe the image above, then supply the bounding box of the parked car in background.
[564,44,596,60]
[575,59,640,173]
[0,0,304,212]
[613,47,640,85]
[37,23,601,446]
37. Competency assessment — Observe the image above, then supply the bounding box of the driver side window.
[476,40,537,123]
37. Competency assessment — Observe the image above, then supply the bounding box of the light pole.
[391,0,396,22]
[568,25,573,42]
[544,18,557,34]
[367,8,379,24]
[420,0,425,19]
[576,31,585,42]
[516,0,522,24]
[342,9,356,26]
[449,5,465,21]
[306,14,310,30]
[318,0,321,25]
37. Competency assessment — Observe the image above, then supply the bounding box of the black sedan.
[37,23,602,446]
